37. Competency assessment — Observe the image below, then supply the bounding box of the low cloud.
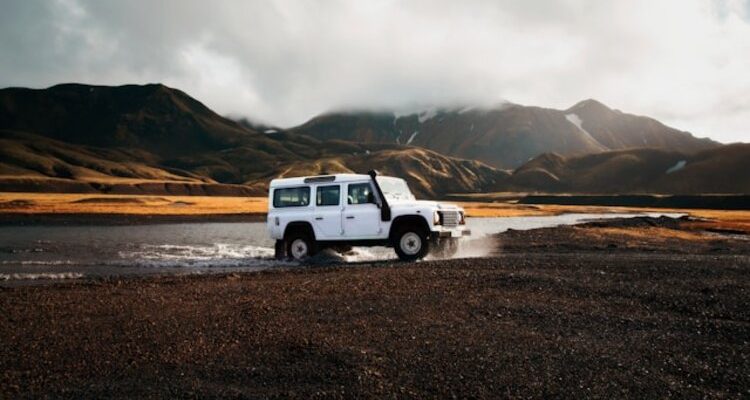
[1,0,748,142]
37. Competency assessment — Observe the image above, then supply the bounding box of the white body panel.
[343,202,383,238]
[313,205,342,238]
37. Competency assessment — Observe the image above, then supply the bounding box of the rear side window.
[348,183,376,205]
[316,185,340,206]
[273,187,310,208]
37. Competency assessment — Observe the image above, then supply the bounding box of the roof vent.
[303,175,336,183]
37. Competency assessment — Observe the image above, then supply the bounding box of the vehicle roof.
[269,173,399,188]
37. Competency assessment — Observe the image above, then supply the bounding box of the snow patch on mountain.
[393,111,410,121]
[565,113,606,150]
[391,108,437,123]
[418,109,438,123]
[565,113,587,134]
[407,131,419,144]
[666,160,687,174]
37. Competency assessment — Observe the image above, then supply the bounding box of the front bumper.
[432,228,471,238]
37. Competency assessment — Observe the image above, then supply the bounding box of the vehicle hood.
[388,199,462,211]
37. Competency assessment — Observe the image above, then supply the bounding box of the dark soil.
[497,216,750,254]
[1,217,748,398]
[519,194,750,210]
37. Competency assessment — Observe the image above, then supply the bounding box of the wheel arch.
[388,215,430,241]
[283,221,316,240]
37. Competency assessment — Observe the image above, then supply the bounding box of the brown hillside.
[251,147,506,198]
[0,84,257,157]
[566,99,715,152]
[503,144,750,194]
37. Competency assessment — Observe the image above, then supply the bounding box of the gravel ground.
[1,218,749,398]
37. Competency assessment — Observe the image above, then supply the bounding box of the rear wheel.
[393,227,430,262]
[274,240,286,260]
[286,232,316,261]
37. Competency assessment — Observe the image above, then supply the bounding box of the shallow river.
[0,212,682,282]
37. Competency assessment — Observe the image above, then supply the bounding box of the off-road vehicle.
[267,171,470,261]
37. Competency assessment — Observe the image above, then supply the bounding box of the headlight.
[458,211,465,225]
[433,211,441,225]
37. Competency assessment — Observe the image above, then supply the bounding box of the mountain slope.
[501,144,750,194]
[0,129,504,197]
[292,102,718,169]
[0,84,505,197]
[0,129,265,195]
[0,84,262,157]
[260,147,506,198]
[565,99,713,151]
[0,130,202,182]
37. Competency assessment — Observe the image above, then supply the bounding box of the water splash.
[0,272,84,281]
[116,243,287,268]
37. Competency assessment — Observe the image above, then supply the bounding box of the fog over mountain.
[1,0,749,143]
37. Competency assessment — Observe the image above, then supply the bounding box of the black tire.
[393,226,430,262]
[432,238,459,259]
[285,231,317,261]
[274,239,286,260]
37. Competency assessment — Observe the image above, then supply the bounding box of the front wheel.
[286,233,316,261]
[393,228,430,262]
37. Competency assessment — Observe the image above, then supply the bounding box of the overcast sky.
[1,0,748,143]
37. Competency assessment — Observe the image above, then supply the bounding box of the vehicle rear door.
[313,184,343,239]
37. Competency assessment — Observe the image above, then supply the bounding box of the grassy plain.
[0,192,747,233]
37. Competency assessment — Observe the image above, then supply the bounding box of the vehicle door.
[313,184,343,238]
[343,182,383,238]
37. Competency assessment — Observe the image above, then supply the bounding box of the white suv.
[267,171,471,261]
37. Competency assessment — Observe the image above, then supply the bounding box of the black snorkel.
[368,170,391,222]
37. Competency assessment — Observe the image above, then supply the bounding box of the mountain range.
[0,83,746,197]
[292,100,717,169]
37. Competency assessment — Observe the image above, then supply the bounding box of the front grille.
[440,211,459,227]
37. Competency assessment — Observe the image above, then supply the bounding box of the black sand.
[1,219,748,398]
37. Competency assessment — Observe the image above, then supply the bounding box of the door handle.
[315,216,324,220]
[346,216,355,219]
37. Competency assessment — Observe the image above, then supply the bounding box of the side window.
[347,183,376,205]
[316,185,340,206]
[273,187,310,208]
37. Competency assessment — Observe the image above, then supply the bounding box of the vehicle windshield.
[376,177,415,201]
